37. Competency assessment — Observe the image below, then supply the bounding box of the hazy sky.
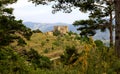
[9,0,89,24]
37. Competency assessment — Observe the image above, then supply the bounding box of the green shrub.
[46,39,49,42]
[17,38,27,46]
[51,46,54,50]
[94,40,104,47]
[0,47,30,74]
[33,29,42,33]
[53,30,61,36]
[68,31,73,36]
[27,48,52,69]
[41,41,45,46]
[61,46,78,65]
[68,31,77,36]
[44,48,49,53]
[74,35,81,40]
[52,41,61,46]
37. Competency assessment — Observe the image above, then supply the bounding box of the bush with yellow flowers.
[60,36,120,74]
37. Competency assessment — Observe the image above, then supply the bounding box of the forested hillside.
[1,30,120,74]
[1,0,120,74]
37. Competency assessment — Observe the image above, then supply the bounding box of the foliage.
[72,0,114,46]
[61,46,78,65]
[0,0,35,74]
[0,46,30,74]
[52,40,61,46]
[68,31,77,36]
[0,32,119,74]
[53,30,61,36]
[29,0,113,13]
[26,48,52,69]
[41,41,45,46]
[73,19,97,37]
[1,0,119,73]
[0,0,32,46]
[33,29,42,33]
[94,40,104,47]
[59,39,120,74]
[46,39,49,42]
[74,35,81,40]
[44,48,49,53]
[17,38,27,46]
[52,37,63,46]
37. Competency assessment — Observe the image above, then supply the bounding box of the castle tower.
[54,26,68,34]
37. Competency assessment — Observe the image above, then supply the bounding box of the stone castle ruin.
[54,26,68,34]
[46,26,68,36]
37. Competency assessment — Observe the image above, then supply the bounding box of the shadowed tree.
[73,19,97,37]
[73,1,115,46]
[0,0,32,46]
[0,1,34,73]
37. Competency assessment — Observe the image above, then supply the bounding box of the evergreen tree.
[0,1,34,73]
[0,0,32,46]
[71,0,114,47]
[73,0,115,46]
[73,19,97,37]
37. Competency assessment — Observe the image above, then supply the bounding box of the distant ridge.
[23,22,115,41]
[23,22,78,33]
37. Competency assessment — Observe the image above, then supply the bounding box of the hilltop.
[23,22,115,41]
[25,32,84,59]
[3,28,118,74]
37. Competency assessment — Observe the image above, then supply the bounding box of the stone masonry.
[54,26,68,34]
[46,26,68,36]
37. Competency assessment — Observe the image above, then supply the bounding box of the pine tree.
[0,0,32,46]
[73,19,97,37]
[73,0,115,46]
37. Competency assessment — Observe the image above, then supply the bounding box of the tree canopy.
[0,0,32,46]
[72,0,115,46]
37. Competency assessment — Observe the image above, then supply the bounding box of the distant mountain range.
[23,22,115,41]
[23,22,79,33]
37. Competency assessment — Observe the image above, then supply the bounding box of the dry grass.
[19,33,85,59]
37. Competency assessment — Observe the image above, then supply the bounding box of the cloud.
[9,0,32,8]
[8,0,89,24]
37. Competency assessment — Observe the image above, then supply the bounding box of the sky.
[8,0,89,24]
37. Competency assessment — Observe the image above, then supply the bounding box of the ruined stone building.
[46,26,68,36]
[54,26,68,34]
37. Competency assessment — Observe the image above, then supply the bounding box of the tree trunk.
[109,6,113,47]
[109,24,113,47]
[114,0,120,58]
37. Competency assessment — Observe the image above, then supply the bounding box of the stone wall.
[46,31,53,36]
[54,26,68,34]
[45,26,68,36]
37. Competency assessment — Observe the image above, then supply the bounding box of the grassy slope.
[25,33,84,59]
